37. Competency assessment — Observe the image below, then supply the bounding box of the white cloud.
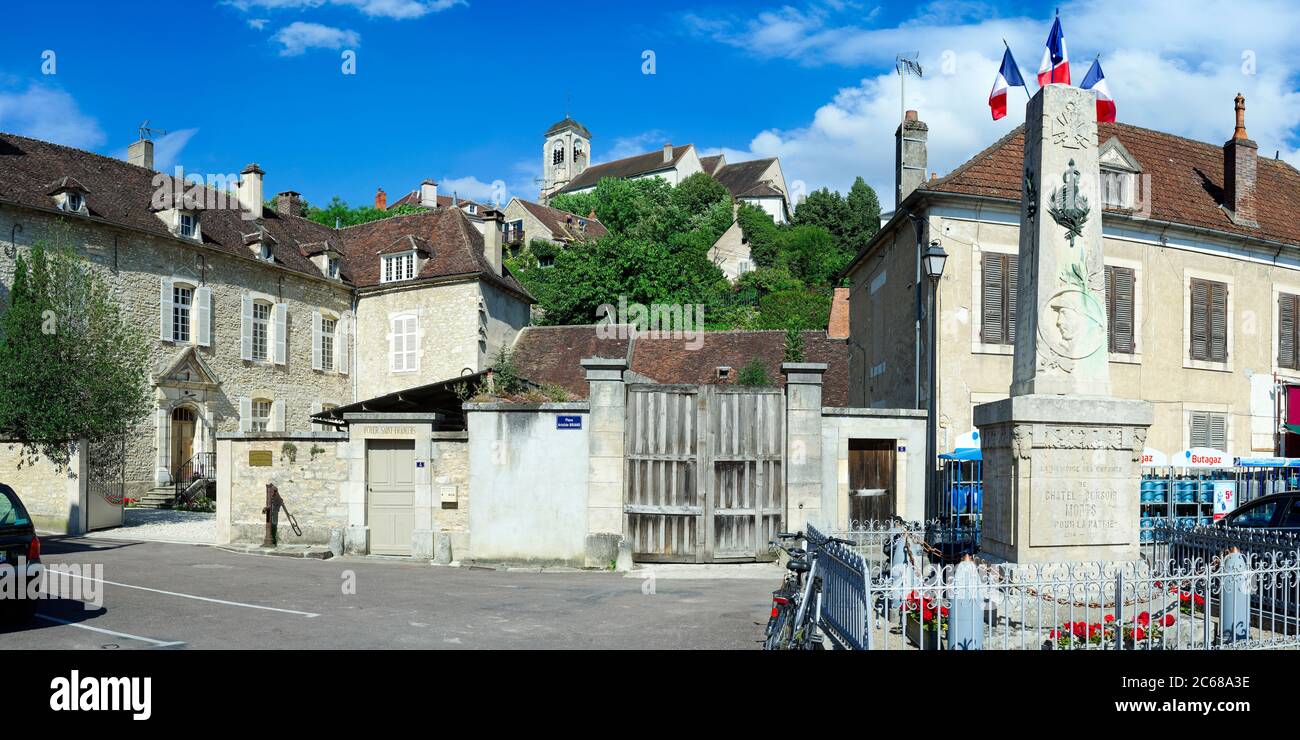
[599,130,673,163]
[438,175,508,207]
[229,0,465,21]
[687,0,1300,207]
[248,18,269,29]
[152,129,201,172]
[0,84,104,150]
[274,21,360,56]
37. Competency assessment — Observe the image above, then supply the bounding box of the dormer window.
[465,204,478,215]
[258,242,273,262]
[47,177,91,215]
[179,213,197,238]
[328,257,340,279]
[1097,137,1142,210]
[65,192,84,213]
[1101,169,1134,208]
[382,251,416,283]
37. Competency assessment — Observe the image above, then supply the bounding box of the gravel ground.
[86,508,216,544]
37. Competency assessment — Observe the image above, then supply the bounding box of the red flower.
[1072,621,1088,638]
[1194,594,1206,606]
[1136,611,1150,627]
[1104,614,1115,623]
[1133,627,1147,641]
[1179,592,1191,603]
[1088,623,1103,638]
[1162,614,1176,627]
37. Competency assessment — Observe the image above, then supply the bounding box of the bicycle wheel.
[763,604,792,650]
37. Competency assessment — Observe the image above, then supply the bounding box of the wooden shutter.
[1281,294,1298,369]
[273,303,288,365]
[1189,279,1209,361]
[238,397,252,433]
[1209,282,1227,362]
[389,317,401,372]
[1006,254,1018,343]
[195,287,212,347]
[1209,414,1228,452]
[1106,266,1135,354]
[159,278,174,341]
[336,317,350,376]
[311,310,324,372]
[240,294,254,361]
[270,400,285,432]
[981,254,1005,344]
[1189,411,1228,451]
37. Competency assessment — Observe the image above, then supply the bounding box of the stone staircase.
[136,488,178,509]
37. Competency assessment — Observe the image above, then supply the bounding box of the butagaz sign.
[556,415,582,430]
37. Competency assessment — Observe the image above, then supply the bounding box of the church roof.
[556,144,698,194]
[545,117,593,139]
[924,120,1300,247]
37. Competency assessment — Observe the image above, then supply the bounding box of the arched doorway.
[171,406,197,476]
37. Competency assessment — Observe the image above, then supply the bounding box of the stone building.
[500,197,607,263]
[0,131,530,504]
[845,96,1300,462]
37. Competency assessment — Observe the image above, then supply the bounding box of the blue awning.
[939,447,982,462]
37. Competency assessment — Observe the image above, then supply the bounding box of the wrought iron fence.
[809,520,1300,650]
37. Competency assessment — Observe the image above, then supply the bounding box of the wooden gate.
[624,384,784,563]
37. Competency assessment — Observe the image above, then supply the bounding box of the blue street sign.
[557,415,582,430]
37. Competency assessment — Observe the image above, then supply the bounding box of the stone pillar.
[215,438,233,544]
[975,84,1152,563]
[782,363,826,532]
[583,357,627,567]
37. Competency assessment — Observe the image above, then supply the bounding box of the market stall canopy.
[1140,448,1167,467]
[1235,457,1300,468]
[1174,447,1231,468]
[952,430,981,450]
[939,447,982,462]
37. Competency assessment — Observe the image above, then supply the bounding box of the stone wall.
[0,205,354,500]
[0,441,82,534]
[215,432,349,545]
[820,408,928,526]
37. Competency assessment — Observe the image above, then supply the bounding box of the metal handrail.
[173,451,216,504]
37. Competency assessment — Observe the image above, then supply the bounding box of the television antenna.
[137,120,167,141]
[895,53,923,124]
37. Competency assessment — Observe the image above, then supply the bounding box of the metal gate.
[624,384,784,563]
[86,436,125,531]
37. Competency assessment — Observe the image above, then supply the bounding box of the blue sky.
[2,0,1298,211]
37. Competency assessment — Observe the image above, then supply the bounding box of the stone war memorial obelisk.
[974,83,1153,563]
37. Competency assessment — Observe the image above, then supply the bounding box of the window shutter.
[273,303,288,366]
[1209,283,1228,362]
[1281,295,1296,368]
[195,287,212,347]
[389,319,400,372]
[160,278,174,341]
[337,317,350,376]
[1189,411,1209,449]
[1189,279,1209,361]
[311,310,324,372]
[1210,414,1228,452]
[270,399,285,433]
[407,315,420,372]
[238,397,252,433]
[240,294,254,361]
[310,401,323,432]
[1006,254,1018,344]
[981,254,1004,344]
[1106,266,1135,354]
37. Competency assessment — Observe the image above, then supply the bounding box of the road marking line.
[56,572,320,618]
[36,614,187,648]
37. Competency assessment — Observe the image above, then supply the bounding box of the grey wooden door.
[624,384,784,563]
[367,440,416,555]
[849,439,895,524]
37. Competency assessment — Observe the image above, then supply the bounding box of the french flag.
[1037,15,1070,85]
[1081,58,1116,123]
[989,47,1027,121]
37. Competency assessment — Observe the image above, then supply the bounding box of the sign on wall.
[556,415,582,430]
[248,450,273,467]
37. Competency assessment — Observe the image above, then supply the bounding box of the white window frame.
[250,399,272,432]
[1100,169,1134,209]
[1182,268,1234,373]
[389,313,420,373]
[251,300,272,363]
[179,212,197,239]
[381,251,416,284]
[172,284,194,343]
[64,192,84,213]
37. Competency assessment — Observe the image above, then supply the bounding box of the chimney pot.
[1224,94,1258,228]
[127,138,154,170]
[663,143,674,163]
[375,187,387,211]
[905,109,918,122]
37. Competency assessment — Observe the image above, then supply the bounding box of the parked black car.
[1216,492,1300,530]
[0,483,42,622]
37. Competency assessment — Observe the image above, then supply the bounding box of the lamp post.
[923,240,948,517]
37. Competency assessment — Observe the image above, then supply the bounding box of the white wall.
[466,403,591,564]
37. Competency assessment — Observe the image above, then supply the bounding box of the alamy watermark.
[595,296,705,350]
[0,558,104,608]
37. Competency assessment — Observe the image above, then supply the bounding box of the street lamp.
[923,240,947,517]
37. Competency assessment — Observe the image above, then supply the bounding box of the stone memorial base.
[974,395,1153,563]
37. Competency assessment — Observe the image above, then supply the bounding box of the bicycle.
[762,530,854,650]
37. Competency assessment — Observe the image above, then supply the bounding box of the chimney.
[127,138,154,170]
[375,187,387,211]
[1224,93,1258,227]
[663,143,674,163]
[895,109,928,207]
[452,191,459,207]
[420,179,438,208]
[482,210,503,275]
[237,163,265,218]
[275,191,301,217]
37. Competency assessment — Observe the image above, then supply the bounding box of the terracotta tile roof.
[700,155,725,176]
[388,190,486,212]
[827,287,850,339]
[0,132,352,281]
[515,199,607,242]
[926,121,1300,246]
[339,207,531,297]
[511,325,633,399]
[714,158,783,199]
[557,144,697,194]
[629,330,848,407]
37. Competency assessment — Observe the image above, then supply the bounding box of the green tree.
[736,358,772,387]
[783,327,805,363]
[756,288,832,331]
[844,177,882,253]
[306,197,424,228]
[0,240,152,470]
[793,188,850,239]
[736,202,782,268]
[776,225,848,288]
